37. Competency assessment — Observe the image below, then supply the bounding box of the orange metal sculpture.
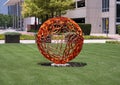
[36,17,84,64]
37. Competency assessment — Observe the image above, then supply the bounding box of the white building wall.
[63,0,103,34]
[86,0,102,33]
[109,0,116,34]
[101,0,116,34]
[63,7,86,18]
[64,0,117,34]
[23,17,36,31]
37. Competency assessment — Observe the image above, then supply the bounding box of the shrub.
[20,35,35,40]
[27,24,41,32]
[0,34,35,40]
[4,32,21,35]
[106,41,120,44]
[27,28,38,33]
[78,23,91,35]
[84,36,109,39]
[0,34,4,40]
[117,25,120,35]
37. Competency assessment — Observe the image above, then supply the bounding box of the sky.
[0,0,8,14]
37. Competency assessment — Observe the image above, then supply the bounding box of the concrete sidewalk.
[0,39,119,44]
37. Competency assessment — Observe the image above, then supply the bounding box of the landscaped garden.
[0,34,110,40]
[0,43,120,85]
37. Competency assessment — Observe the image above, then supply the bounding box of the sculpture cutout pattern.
[36,17,84,64]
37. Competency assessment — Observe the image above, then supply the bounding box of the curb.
[0,39,120,44]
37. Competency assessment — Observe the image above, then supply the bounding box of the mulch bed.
[38,62,87,67]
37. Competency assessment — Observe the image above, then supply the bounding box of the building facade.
[5,0,24,30]
[5,0,120,34]
[5,0,38,31]
[64,0,120,34]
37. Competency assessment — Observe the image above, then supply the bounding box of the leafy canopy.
[0,14,13,28]
[22,0,74,19]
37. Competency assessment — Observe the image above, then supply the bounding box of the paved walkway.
[0,39,120,44]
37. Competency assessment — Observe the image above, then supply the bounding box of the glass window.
[72,18,85,23]
[77,0,85,8]
[102,18,109,33]
[102,0,109,12]
[116,4,120,22]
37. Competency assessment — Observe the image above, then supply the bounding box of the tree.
[0,14,13,29]
[22,0,74,23]
[21,0,44,18]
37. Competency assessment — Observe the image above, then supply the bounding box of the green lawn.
[0,44,120,85]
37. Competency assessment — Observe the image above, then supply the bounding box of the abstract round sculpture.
[36,17,84,64]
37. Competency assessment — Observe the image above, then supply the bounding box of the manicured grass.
[0,44,120,85]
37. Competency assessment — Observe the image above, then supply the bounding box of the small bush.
[27,24,41,32]
[51,35,65,40]
[0,34,35,40]
[20,35,35,40]
[78,23,91,35]
[106,41,120,44]
[4,32,21,35]
[0,34,110,40]
[117,25,120,35]
[27,29,38,33]
[0,34,4,40]
[84,36,109,39]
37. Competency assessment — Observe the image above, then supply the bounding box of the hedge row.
[27,23,91,35]
[0,34,35,40]
[78,23,91,35]
[0,34,110,40]
[106,41,120,44]
[117,25,120,35]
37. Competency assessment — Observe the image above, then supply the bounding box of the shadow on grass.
[38,62,87,67]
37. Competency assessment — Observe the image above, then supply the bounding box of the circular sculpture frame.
[36,17,84,64]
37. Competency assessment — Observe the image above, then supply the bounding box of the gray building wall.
[63,0,118,34]
[86,0,102,33]
[108,0,116,34]
[5,0,119,34]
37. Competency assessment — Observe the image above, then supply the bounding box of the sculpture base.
[51,63,70,67]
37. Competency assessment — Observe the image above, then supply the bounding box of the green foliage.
[27,29,38,33]
[117,25,120,35]
[0,34,4,40]
[20,34,35,40]
[78,23,91,35]
[106,41,120,44]
[22,0,74,23]
[22,0,44,18]
[0,33,110,40]
[0,14,13,28]
[51,35,65,40]
[0,34,35,40]
[84,35,109,39]
[4,32,21,35]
